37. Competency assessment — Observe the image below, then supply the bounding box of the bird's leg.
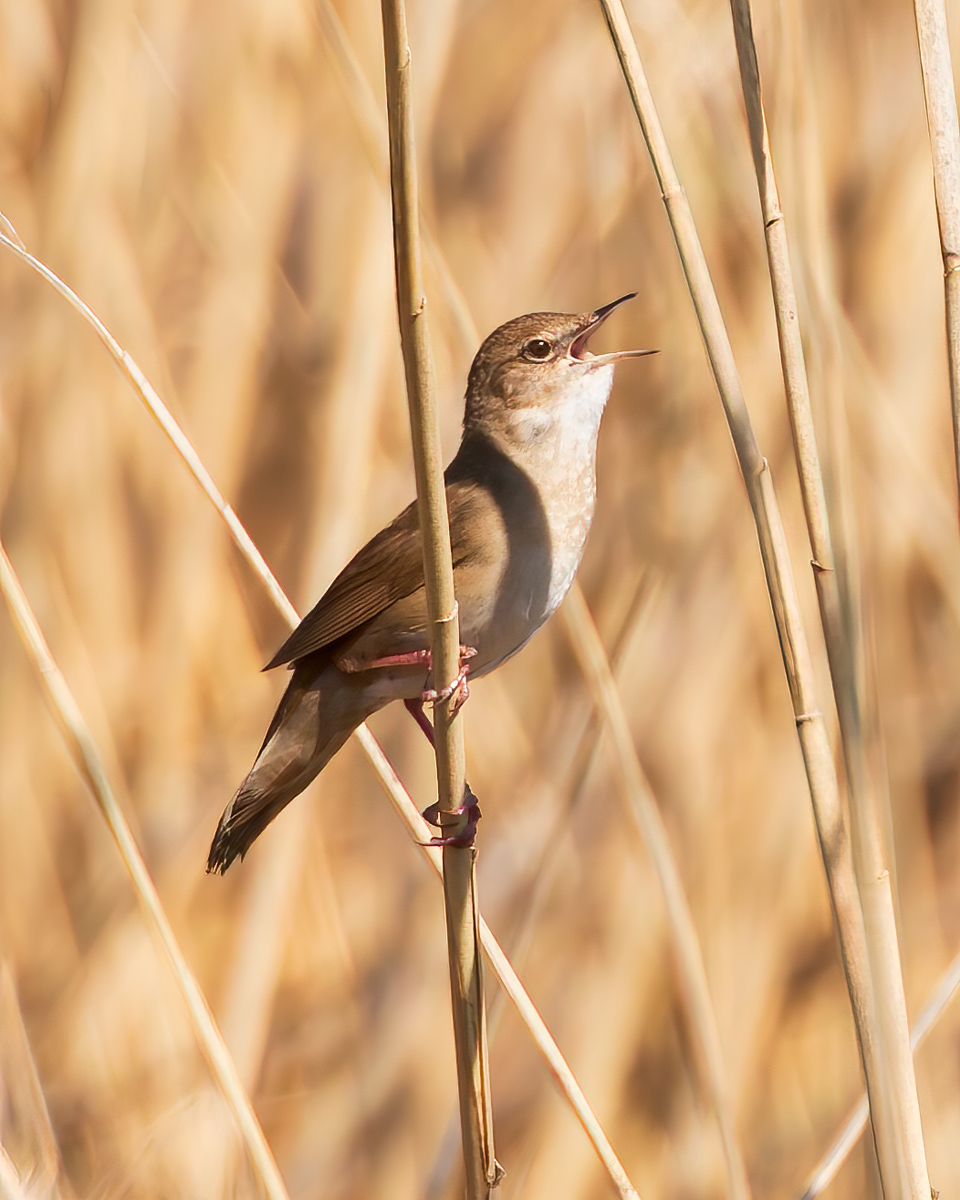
[345,645,478,716]
[404,697,435,747]
[420,783,482,848]
[341,648,432,672]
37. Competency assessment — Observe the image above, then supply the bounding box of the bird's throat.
[496,366,613,619]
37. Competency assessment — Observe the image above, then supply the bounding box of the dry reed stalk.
[728,2,930,1193]
[913,0,960,497]
[0,966,63,1198]
[510,575,657,956]
[561,584,750,1200]
[313,0,478,356]
[0,543,291,1200]
[596,0,892,1179]
[0,1149,29,1200]
[0,228,298,629]
[802,944,960,1197]
[379,1,497,1194]
[425,573,656,1199]
[0,229,643,1200]
[354,726,643,1200]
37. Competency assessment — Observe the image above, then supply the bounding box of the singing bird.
[207,293,653,872]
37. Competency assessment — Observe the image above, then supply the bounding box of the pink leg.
[339,648,432,672]
[340,645,478,715]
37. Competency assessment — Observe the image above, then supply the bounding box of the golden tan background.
[1,0,959,1196]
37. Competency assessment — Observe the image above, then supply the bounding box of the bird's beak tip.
[591,291,638,323]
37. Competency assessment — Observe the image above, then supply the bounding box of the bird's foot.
[382,647,475,728]
[348,645,476,719]
[422,646,476,714]
[420,785,482,848]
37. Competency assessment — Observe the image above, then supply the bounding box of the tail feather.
[207,661,366,873]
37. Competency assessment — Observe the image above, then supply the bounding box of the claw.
[422,662,470,710]
[419,785,481,848]
[417,645,476,713]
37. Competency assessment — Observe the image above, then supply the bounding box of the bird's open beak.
[569,291,658,365]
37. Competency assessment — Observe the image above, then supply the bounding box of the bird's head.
[463,293,655,439]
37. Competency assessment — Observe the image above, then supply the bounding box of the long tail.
[207,660,367,873]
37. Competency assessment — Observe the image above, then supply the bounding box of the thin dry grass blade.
[425,572,656,1200]
[913,0,960,494]
[801,945,960,1197]
[0,1148,29,1200]
[0,966,62,1198]
[562,583,750,1200]
[0,226,298,629]
[379,1,496,1193]
[728,2,929,1192]
[0,543,291,1200]
[596,0,893,1182]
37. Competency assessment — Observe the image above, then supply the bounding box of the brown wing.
[265,433,519,671]
[264,499,425,669]
[265,485,488,669]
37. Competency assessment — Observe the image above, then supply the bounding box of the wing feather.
[264,435,499,671]
[264,500,425,668]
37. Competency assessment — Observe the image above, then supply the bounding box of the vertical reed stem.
[729,2,930,1193]
[596,1,894,1183]
[914,0,960,499]
[379,2,498,1194]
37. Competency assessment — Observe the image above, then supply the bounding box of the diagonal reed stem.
[0,543,291,1200]
[356,728,643,1200]
[596,0,893,1183]
[0,223,641,1200]
[0,1146,30,1200]
[728,1,930,1193]
[379,1,497,1194]
[801,944,960,1197]
[561,586,751,1200]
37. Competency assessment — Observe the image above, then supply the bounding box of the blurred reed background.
[0,0,958,1197]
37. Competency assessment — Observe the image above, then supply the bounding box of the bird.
[207,293,654,872]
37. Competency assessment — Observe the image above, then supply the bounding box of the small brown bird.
[208,294,653,872]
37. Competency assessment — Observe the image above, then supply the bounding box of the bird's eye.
[522,338,553,361]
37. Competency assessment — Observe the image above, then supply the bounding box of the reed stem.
[728,1,930,1192]
[802,945,960,1196]
[913,0,960,499]
[562,585,751,1200]
[379,2,497,1193]
[597,0,891,1181]
[0,543,291,1200]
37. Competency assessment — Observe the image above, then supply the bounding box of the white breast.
[508,364,613,621]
